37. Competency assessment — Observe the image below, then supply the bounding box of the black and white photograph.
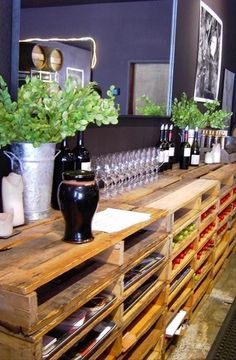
[194,1,223,102]
[66,67,84,87]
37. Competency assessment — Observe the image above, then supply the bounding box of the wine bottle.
[157,124,165,172]
[162,124,169,171]
[190,127,200,166]
[168,124,175,169]
[74,131,91,170]
[179,126,191,169]
[51,138,75,210]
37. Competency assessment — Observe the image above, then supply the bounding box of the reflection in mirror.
[19,38,96,88]
[20,0,177,116]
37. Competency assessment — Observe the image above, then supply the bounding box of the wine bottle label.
[184,148,191,157]
[81,161,91,171]
[159,150,164,162]
[191,154,200,165]
[169,147,175,157]
[164,150,169,163]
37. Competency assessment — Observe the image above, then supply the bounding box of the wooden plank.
[114,176,182,204]
[122,304,164,352]
[123,230,169,270]
[32,262,121,336]
[95,242,124,266]
[0,330,41,360]
[0,206,167,295]
[202,164,236,185]
[0,211,61,251]
[123,282,165,329]
[0,289,37,331]
[122,328,162,360]
[147,179,219,213]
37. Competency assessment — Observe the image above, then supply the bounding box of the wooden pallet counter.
[1,165,236,360]
[0,202,169,360]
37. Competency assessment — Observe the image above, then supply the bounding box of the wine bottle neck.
[184,130,189,142]
[77,131,84,146]
[160,129,164,142]
[61,138,68,149]
[163,129,168,141]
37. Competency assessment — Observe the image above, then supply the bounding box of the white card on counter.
[92,208,151,233]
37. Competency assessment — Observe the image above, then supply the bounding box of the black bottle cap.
[62,170,95,181]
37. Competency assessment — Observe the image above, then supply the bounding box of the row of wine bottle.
[157,124,200,171]
[51,132,91,209]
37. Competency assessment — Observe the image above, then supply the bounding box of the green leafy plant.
[171,92,207,129]
[136,95,165,116]
[0,75,119,148]
[203,100,232,129]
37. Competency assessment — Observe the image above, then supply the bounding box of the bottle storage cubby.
[1,164,236,359]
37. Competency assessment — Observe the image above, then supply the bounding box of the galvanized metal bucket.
[6,142,56,222]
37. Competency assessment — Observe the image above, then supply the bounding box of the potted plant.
[171,92,207,130]
[202,100,232,129]
[0,75,119,221]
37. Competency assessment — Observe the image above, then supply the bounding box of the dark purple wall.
[20,0,173,114]
[173,0,236,104]
[0,0,20,212]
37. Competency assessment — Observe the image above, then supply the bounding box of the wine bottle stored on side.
[168,124,175,169]
[51,138,75,210]
[179,126,191,170]
[74,131,91,170]
[190,127,200,166]
[156,124,165,172]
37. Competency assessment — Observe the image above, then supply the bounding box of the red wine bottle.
[51,138,75,209]
[74,131,91,170]
[190,127,200,166]
[168,124,175,169]
[179,126,191,169]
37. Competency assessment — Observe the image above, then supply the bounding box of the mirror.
[20,0,177,116]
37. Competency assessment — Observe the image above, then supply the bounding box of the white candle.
[0,212,13,237]
[2,172,25,226]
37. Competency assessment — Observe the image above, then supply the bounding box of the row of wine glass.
[91,147,162,198]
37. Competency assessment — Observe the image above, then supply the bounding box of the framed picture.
[194,1,223,102]
[222,68,235,129]
[66,67,84,87]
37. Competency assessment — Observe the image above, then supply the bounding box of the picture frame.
[66,67,84,87]
[194,1,223,103]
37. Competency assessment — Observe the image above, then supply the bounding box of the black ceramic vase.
[58,170,99,243]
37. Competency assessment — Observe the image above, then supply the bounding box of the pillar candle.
[0,212,13,237]
[2,172,25,226]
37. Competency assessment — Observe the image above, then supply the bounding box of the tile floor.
[167,251,236,360]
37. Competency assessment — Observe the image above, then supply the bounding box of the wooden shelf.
[171,251,195,282]
[172,229,198,259]
[168,270,194,304]
[123,281,165,329]
[122,304,164,353]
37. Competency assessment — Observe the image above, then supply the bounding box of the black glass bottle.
[157,124,165,172]
[179,126,191,169]
[51,138,75,210]
[74,131,91,171]
[168,124,175,169]
[162,124,170,171]
[190,127,200,166]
